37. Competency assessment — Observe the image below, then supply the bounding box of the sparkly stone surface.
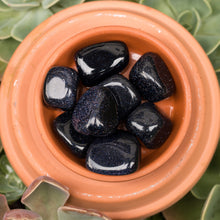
[54,111,93,158]
[75,41,129,86]
[43,66,79,110]
[86,130,140,175]
[72,86,119,137]
[126,102,172,149]
[99,74,141,119]
[129,52,175,102]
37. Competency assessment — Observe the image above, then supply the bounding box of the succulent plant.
[0,151,26,204]
[0,0,219,219]
[0,175,111,220]
[0,0,86,80]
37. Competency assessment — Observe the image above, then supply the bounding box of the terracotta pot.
[0,1,219,219]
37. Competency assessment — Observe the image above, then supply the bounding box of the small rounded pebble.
[126,102,172,149]
[129,52,175,102]
[72,86,119,137]
[75,41,129,86]
[43,66,79,110]
[86,130,140,175]
[99,74,141,119]
[54,112,93,158]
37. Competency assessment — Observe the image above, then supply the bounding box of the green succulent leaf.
[21,176,70,220]
[201,184,220,220]
[0,38,20,63]
[57,206,111,220]
[0,0,11,12]
[140,0,175,19]
[41,0,59,9]
[177,8,201,36]
[145,212,165,219]
[11,6,53,42]
[0,60,7,81]
[1,0,40,9]
[3,209,43,220]
[163,192,204,220]
[0,154,26,203]
[209,0,220,15]
[0,176,18,193]
[50,0,85,13]
[167,0,212,18]
[209,47,220,76]
[0,139,3,153]
[58,0,85,8]
[0,10,25,40]
[49,3,63,13]
[0,194,10,220]
[191,142,220,199]
[196,35,220,55]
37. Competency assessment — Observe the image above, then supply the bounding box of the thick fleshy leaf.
[197,13,220,34]
[177,8,201,35]
[0,11,25,40]
[21,176,70,220]
[0,61,7,80]
[140,0,175,19]
[0,154,26,203]
[49,3,64,13]
[57,206,111,220]
[201,185,220,220]
[4,189,26,204]
[145,213,165,219]
[0,139,3,153]
[0,1,11,11]
[209,0,220,15]
[3,209,43,220]
[0,175,18,193]
[11,6,52,42]
[50,0,85,13]
[163,193,204,220]
[191,142,220,199]
[0,154,15,175]
[41,0,59,9]
[167,0,212,18]
[196,34,220,57]
[1,0,40,9]
[209,47,220,74]
[58,0,85,8]
[0,194,10,220]
[0,38,20,62]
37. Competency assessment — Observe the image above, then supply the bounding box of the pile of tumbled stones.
[43,41,175,175]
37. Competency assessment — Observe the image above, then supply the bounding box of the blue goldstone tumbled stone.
[86,130,140,175]
[72,86,119,137]
[129,52,175,102]
[126,102,172,149]
[43,66,79,110]
[54,111,93,158]
[99,74,141,119]
[75,41,129,86]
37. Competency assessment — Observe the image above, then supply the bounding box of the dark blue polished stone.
[72,86,119,137]
[126,102,172,149]
[99,74,141,119]
[54,111,93,158]
[75,41,129,86]
[43,66,79,110]
[129,52,175,102]
[86,130,140,175]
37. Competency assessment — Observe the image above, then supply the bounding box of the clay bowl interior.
[37,26,190,181]
[1,1,219,219]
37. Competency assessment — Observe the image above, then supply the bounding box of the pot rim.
[0,1,219,219]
